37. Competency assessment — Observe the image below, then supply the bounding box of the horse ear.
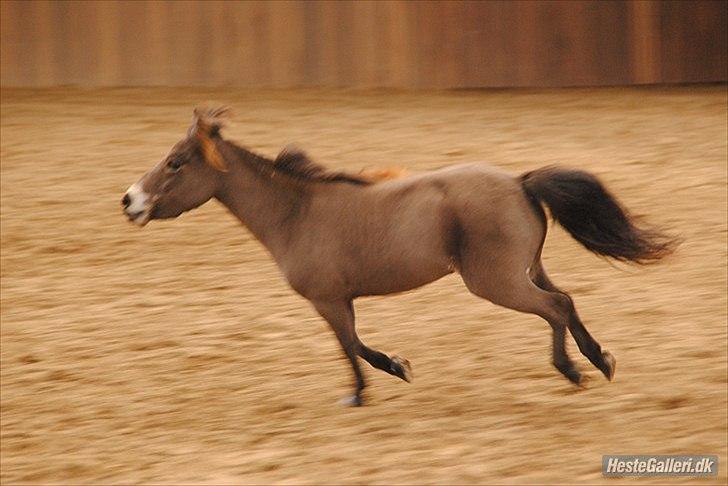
[199,135,227,172]
[191,106,229,172]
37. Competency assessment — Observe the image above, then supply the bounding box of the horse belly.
[350,234,453,297]
[353,265,452,297]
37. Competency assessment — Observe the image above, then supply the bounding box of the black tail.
[520,166,678,264]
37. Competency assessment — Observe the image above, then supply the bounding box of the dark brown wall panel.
[1,0,725,88]
[659,0,728,83]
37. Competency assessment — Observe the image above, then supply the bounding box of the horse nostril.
[121,193,131,208]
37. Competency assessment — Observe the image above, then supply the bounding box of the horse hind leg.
[529,261,616,381]
[460,254,585,385]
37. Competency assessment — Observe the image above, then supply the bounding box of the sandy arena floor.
[1,86,726,484]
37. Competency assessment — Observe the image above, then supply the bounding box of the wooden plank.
[301,1,322,86]
[409,0,436,89]
[309,0,339,86]
[117,1,149,85]
[1,0,26,85]
[142,1,171,85]
[629,0,660,84]
[350,1,378,87]
[386,1,415,88]
[512,1,540,86]
[222,2,271,87]
[462,1,519,88]
[267,1,306,87]
[589,0,631,85]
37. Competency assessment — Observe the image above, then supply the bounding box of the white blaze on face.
[124,182,151,226]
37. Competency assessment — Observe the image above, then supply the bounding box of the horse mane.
[272,146,373,185]
[224,140,406,186]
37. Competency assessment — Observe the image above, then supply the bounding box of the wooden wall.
[1,0,726,88]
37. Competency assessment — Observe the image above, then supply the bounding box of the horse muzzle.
[121,183,152,226]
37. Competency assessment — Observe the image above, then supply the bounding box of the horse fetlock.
[390,355,413,383]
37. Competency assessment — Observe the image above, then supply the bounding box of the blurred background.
[1,0,726,88]
[1,1,726,485]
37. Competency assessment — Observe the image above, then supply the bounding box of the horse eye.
[168,159,183,171]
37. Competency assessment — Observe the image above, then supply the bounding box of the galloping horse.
[122,107,675,406]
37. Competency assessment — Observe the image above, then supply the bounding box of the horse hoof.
[555,361,583,386]
[390,355,413,383]
[601,350,616,381]
[339,395,363,407]
[564,367,585,387]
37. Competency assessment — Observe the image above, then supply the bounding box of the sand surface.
[1,86,726,484]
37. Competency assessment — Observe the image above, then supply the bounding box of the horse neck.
[213,142,309,258]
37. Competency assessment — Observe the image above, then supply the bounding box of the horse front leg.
[358,343,413,383]
[312,299,366,406]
